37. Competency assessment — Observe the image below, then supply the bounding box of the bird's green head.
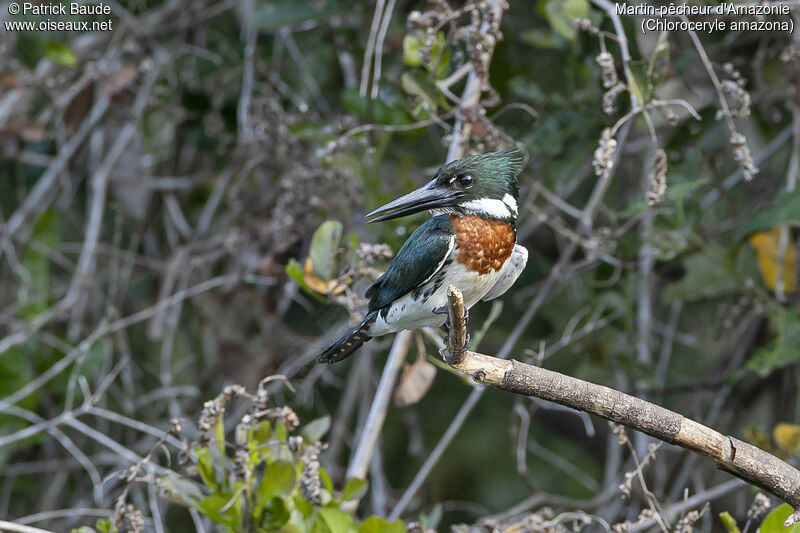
[366,148,525,223]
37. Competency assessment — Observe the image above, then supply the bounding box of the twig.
[345,330,412,482]
[442,287,800,526]
[0,521,57,533]
[370,0,397,100]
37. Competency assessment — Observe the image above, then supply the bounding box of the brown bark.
[441,286,800,526]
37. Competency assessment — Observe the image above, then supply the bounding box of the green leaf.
[760,503,800,533]
[258,460,296,501]
[340,478,368,502]
[662,251,741,301]
[195,447,218,491]
[301,416,331,442]
[309,221,343,280]
[732,189,800,242]
[341,88,411,125]
[748,306,800,376]
[544,0,588,41]
[420,503,442,530]
[252,421,273,447]
[197,493,241,529]
[521,28,558,49]
[402,35,423,67]
[44,42,77,67]
[628,60,652,105]
[158,475,204,505]
[316,508,357,533]
[71,528,97,533]
[358,516,407,533]
[319,467,334,493]
[94,519,116,533]
[261,496,291,526]
[286,259,328,303]
[719,512,742,533]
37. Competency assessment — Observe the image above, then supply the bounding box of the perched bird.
[318,149,528,364]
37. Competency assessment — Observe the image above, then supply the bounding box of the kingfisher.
[318,149,528,364]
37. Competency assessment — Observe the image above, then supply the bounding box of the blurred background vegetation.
[1,0,799,531]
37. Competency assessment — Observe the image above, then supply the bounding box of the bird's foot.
[444,332,470,364]
[433,305,469,331]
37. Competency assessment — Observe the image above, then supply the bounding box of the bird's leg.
[433,306,470,354]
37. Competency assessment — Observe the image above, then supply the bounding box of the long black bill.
[366,179,464,223]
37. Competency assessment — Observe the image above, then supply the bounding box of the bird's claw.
[433,306,469,331]
[442,332,470,354]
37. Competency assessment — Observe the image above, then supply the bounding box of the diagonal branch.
[442,285,800,528]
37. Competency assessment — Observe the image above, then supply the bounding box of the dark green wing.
[366,215,455,311]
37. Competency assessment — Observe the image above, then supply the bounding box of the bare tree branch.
[442,286,800,527]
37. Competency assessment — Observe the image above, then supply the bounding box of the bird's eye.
[456,175,474,188]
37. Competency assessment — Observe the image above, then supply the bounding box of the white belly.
[368,258,510,337]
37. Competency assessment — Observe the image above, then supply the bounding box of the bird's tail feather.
[317,312,377,364]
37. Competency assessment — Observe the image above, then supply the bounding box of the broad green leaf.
[719,512,741,533]
[340,477,367,501]
[302,416,331,442]
[258,460,296,500]
[544,0,588,41]
[358,516,407,533]
[197,493,241,529]
[663,251,740,301]
[316,507,357,533]
[309,221,343,280]
[44,42,77,67]
[261,496,290,526]
[760,503,800,533]
[70,528,97,533]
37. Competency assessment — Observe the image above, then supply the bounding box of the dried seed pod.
[646,149,668,206]
[300,443,324,505]
[730,132,759,181]
[596,51,619,89]
[592,128,617,179]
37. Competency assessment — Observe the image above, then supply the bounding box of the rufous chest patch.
[450,214,515,275]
